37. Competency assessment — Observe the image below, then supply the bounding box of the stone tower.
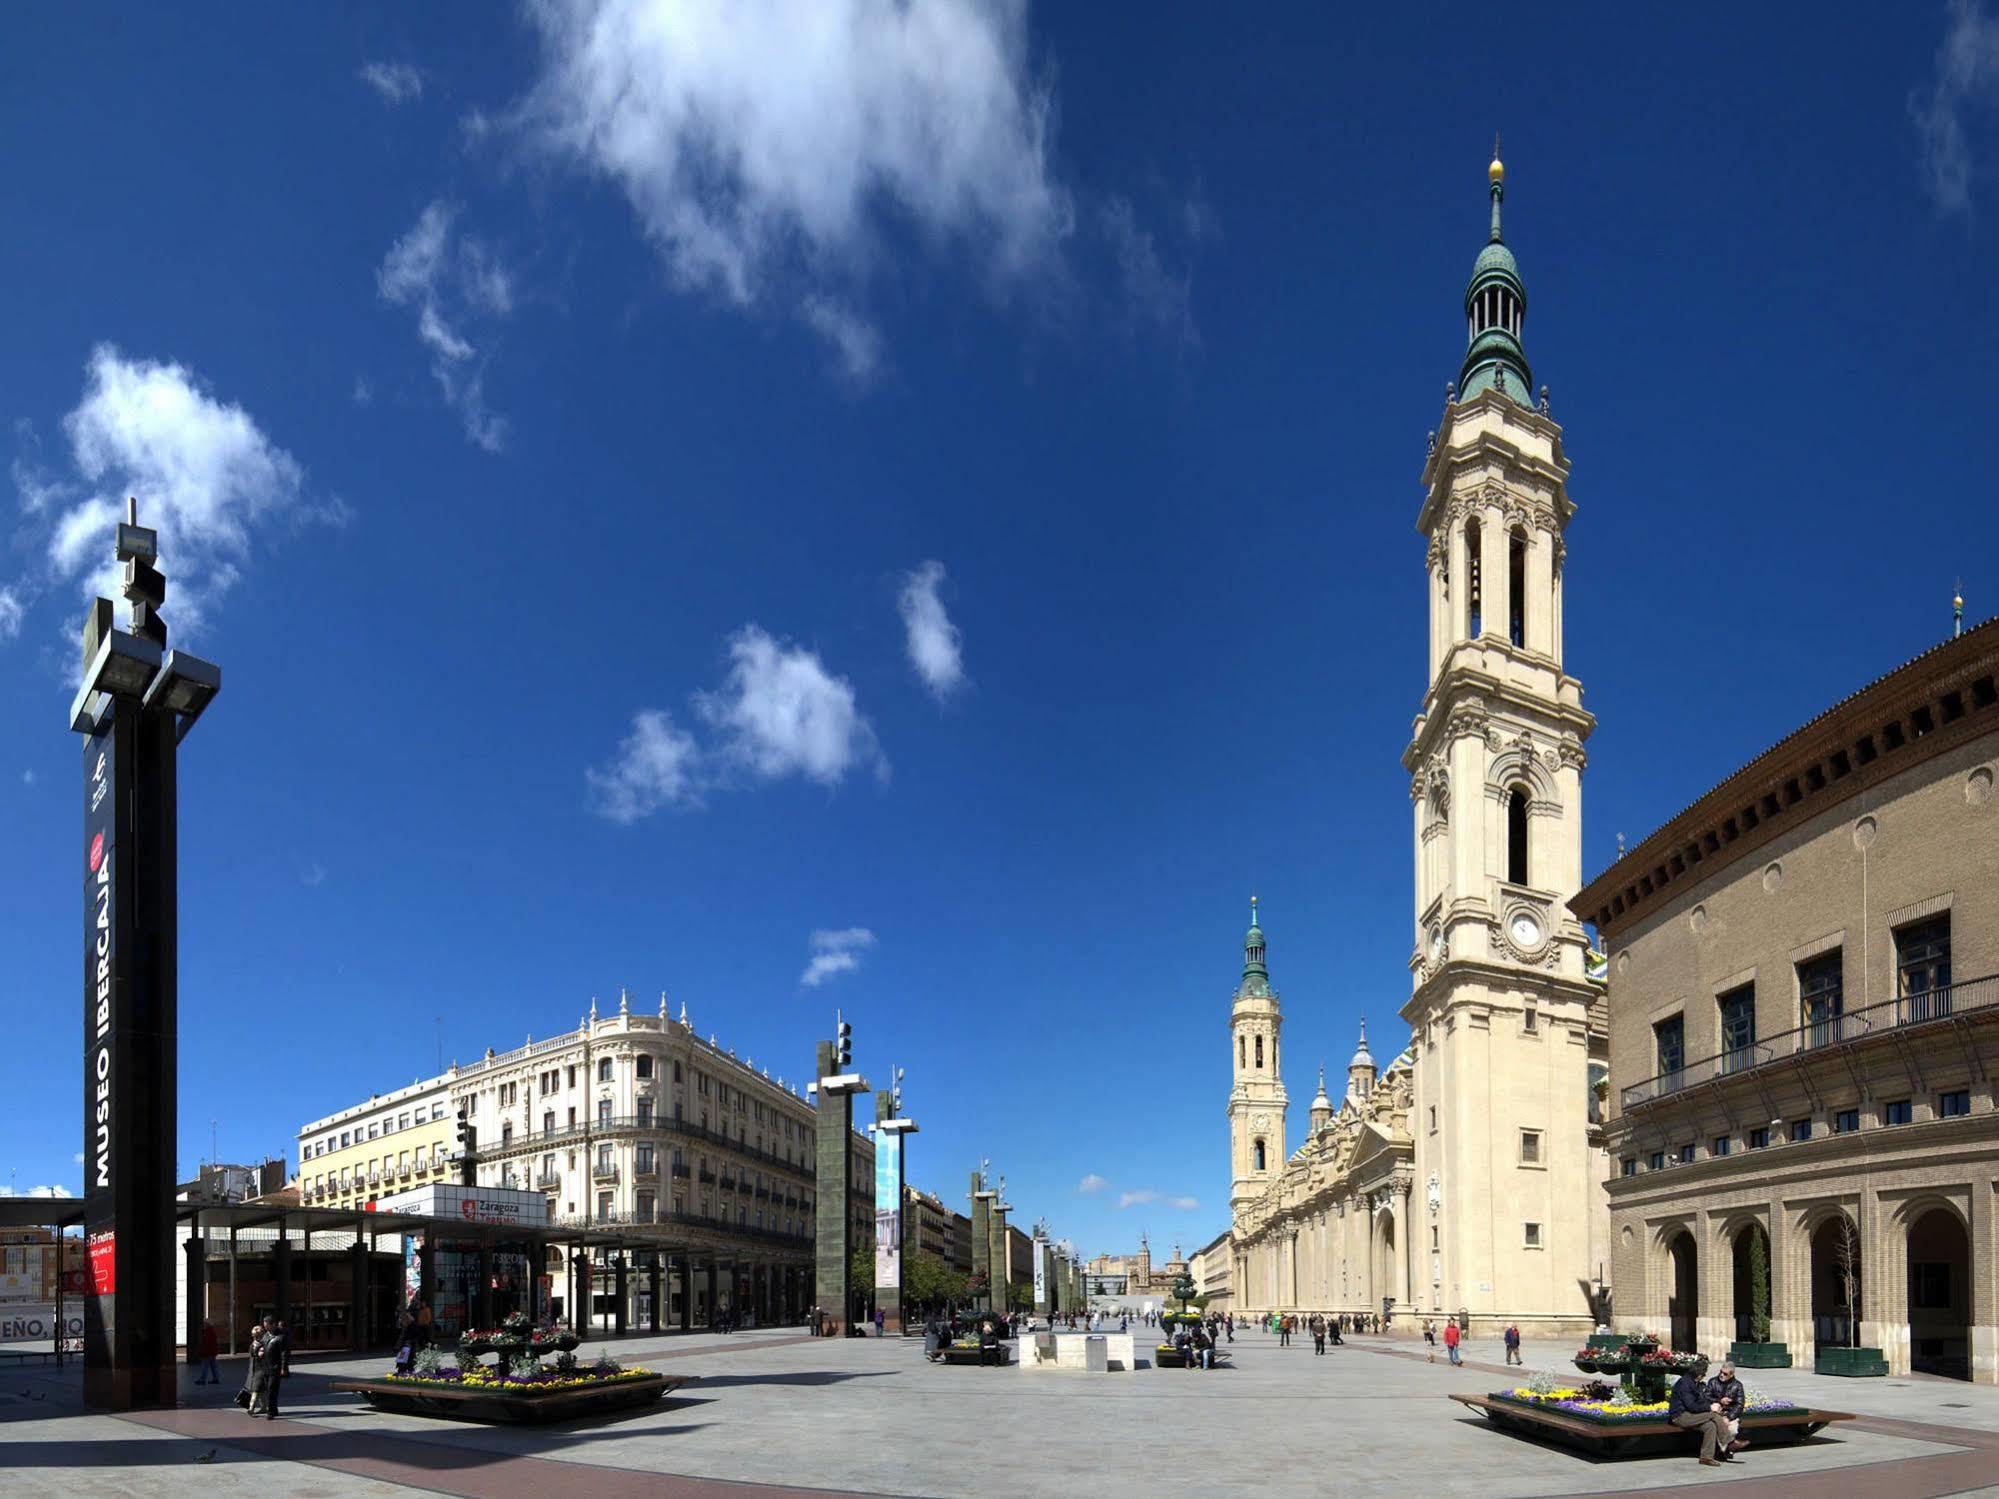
[1228,897,1289,1215]
[1345,1019,1377,1106]
[1400,148,1602,1332]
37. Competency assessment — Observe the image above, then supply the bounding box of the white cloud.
[0,587,22,641]
[359,61,424,106]
[72,1152,83,1167]
[24,346,309,638]
[0,1184,75,1198]
[300,862,328,888]
[897,560,964,699]
[519,0,1072,364]
[799,296,883,382]
[377,202,513,451]
[22,769,36,786]
[587,709,702,821]
[1913,0,1999,214]
[801,926,876,987]
[1100,195,1197,349]
[697,625,885,786]
[1116,1187,1197,1210]
[352,377,373,407]
[1077,1173,1106,1195]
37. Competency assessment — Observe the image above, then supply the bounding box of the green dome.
[1470,240,1520,285]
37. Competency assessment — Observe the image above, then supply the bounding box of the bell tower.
[1400,147,1604,1333]
[1228,897,1288,1215]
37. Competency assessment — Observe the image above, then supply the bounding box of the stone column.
[348,1238,369,1352]
[990,1204,1012,1315]
[971,1181,993,1313]
[1769,1198,1807,1355]
[705,1261,717,1328]
[1482,497,1509,641]
[273,1232,292,1325]
[1971,1184,1996,1385]
[1526,524,1555,656]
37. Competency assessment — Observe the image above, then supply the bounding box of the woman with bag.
[240,1323,269,1415]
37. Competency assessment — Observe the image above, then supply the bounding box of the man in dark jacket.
[260,1317,289,1420]
[1668,1368,1731,1465]
[1706,1361,1749,1453]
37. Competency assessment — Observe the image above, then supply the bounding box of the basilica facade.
[1228,151,1609,1333]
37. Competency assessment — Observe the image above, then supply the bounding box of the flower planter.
[332,1371,686,1425]
[1815,1346,1888,1377]
[1728,1341,1792,1369]
[1457,1392,1854,1458]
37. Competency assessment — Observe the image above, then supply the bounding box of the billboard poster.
[873,1129,900,1291]
[81,715,133,1369]
[1,1306,85,1345]
[1033,1242,1047,1309]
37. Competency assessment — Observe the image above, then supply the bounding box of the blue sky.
[3,3,1997,1260]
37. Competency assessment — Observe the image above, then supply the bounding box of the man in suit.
[1668,1366,1732,1466]
[259,1317,289,1420]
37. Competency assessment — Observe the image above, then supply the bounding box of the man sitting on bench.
[1668,1363,1739,1466]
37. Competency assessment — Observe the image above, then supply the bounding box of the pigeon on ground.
[194,1449,217,1463]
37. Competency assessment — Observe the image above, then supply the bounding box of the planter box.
[1815,1346,1888,1377]
[1729,1341,1793,1369]
[1585,1334,1632,1351]
[331,1372,688,1425]
[1455,1394,1854,1458]
[939,1345,1008,1367]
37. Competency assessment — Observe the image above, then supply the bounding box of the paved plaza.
[5,1326,1998,1498]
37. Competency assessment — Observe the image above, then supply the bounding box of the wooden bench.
[1450,1393,1855,1458]
[939,1345,1008,1367]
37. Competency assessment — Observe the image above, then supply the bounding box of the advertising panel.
[1033,1242,1048,1310]
[81,715,133,1372]
[873,1129,901,1291]
[0,1306,85,1345]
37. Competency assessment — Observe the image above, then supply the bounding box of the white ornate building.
[1231,150,1609,1332]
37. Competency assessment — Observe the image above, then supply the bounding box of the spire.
[1235,895,1272,998]
[1459,142,1533,407]
[1954,581,1965,638]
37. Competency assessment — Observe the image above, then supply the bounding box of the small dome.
[1349,1020,1375,1072]
[1469,240,1520,286]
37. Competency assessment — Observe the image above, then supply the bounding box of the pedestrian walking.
[260,1317,289,1419]
[194,1320,220,1384]
[1423,1318,1436,1363]
[1311,1314,1327,1356]
[1443,1318,1462,1366]
[239,1321,267,1415]
[1504,1321,1521,1366]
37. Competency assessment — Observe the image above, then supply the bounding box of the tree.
[850,1244,876,1296]
[903,1250,963,1313]
[1008,1280,1033,1311]
[1171,1271,1198,1313]
[1746,1224,1771,1343]
[1831,1213,1861,1348]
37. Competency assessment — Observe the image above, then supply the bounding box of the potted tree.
[1814,1216,1887,1376]
[1727,1225,1791,1368]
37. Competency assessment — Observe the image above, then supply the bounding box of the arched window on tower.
[1509,528,1527,647]
[1466,520,1483,637]
[1253,1139,1267,1172]
[1507,787,1530,886]
[1239,1035,1246,1070]
[1254,1035,1264,1069]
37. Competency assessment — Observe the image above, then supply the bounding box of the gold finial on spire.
[1489,132,1504,185]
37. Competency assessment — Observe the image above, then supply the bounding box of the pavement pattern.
[3,1327,1997,1498]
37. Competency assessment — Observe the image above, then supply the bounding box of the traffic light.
[836,1011,852,1070]
[890,1065,905,1117]
[456,1108,477,1186]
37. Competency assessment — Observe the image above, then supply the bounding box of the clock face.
[1428,927,1444,960]
[1510,913,1543,950]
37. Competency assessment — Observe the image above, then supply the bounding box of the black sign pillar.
[73,505,220,1412]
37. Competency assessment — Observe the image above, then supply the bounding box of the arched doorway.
[1731,1223,1772,1344]
[1666,1230,1697,1352]
[1375,1212,1397,1312]
[1908,1208,1970,1380]
[1811,1213,1861,1352]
